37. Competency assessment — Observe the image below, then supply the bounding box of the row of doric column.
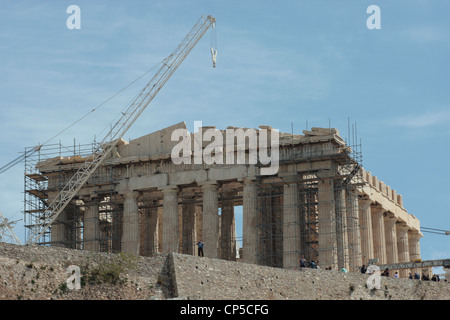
[359,199,421,277]
[60,182,237,260]
[51,177,421,278]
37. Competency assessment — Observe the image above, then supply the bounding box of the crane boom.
[0,145,41,175]
[26,15,216,245]
[0,210,22,245]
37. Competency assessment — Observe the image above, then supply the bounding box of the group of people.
[299,256,318,269]
[197,246,447,284]
[360,264,445,281]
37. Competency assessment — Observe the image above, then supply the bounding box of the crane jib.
[26,15,216,245]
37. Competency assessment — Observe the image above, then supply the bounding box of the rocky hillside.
[0,242,449,300]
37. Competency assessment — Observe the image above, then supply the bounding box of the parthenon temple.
[24,122,422,277]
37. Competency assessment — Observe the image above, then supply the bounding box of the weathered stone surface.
[170,253,450,300]
[1,243,448,300]
[0,242,171,300]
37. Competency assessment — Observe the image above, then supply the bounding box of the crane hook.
[210,47,217,68]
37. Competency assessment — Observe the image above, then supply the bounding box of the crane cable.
[210,20,217,68]
[39,61,164,148]
[421,227,450,236]
[0,60,163,176]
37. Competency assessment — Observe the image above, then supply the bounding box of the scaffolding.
[254,126,365,271]
[24,140,121,251]
[23,125,365,272]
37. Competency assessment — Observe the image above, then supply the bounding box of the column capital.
[396,223,410,232]
[358,198,372,210]
[124,190,139,199]
[384,212,397,222]
[240,177,256,186]
[408,230,423,239]
[370,204,385,215]
[200,181,218,189]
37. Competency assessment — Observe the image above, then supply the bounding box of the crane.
[0,145,42,175]
[24,15,217,245]
[0,210,22,245]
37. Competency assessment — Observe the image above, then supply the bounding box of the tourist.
[360,265,367,274]
[309,260,317,269]
[300,255,306,268]
[197,241,204,257]
[381,268,390,277]
[394,271,399,279]
[408,273,413,279]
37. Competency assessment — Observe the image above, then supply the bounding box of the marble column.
[334,188,348,270]
[143,202,159,256]
[195,204,203,255]
[51,208,68,247]
[346,190,362,272]
[408,231,422,262]
[397,224,410,278]
[384,214,399,265]
[220,198,236,261]
[122,191,140,255]
[371,205,387,264]
[202,182,219,258]
[318,179,338,270]
[161,187,179,253]
[243,179,258,264]
[181,197,196,255]
[358,199,374,265]
[84,201,100,252]
[283,181,300,269]
[111,199,122,253]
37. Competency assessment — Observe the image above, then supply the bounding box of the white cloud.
[388,109,450,128]
[400,25,446,44]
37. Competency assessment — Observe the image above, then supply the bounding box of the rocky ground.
[1,242,449,300]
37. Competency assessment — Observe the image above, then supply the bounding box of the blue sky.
[0,1,449,268]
